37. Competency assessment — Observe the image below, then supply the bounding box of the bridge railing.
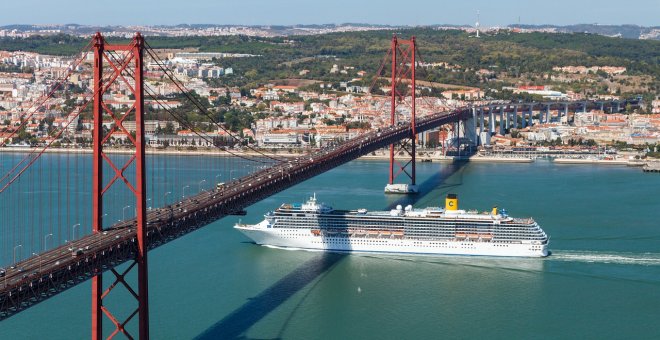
[0,98,640,320]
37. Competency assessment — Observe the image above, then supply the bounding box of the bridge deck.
[0,99,639,319]
[0,107,470,319]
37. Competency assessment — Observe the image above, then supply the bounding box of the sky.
[0,0,658,27]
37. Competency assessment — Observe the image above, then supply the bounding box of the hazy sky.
[0,0,658,27]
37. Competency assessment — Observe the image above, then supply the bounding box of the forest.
[1,28,658,94]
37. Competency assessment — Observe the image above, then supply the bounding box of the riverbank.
[554,158,642,166]
[0,147,534,163]
[0,146,302,158]
[1,146,653,167]
[359,151,535,163]
[465,156,534,163]
[642,162,660,172]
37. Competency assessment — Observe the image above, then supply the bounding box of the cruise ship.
[235,194,549,257]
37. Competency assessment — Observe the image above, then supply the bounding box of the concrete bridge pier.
[488,106,495,135]
[499,106,505,135]
[464,108,478,148]
[563,103,569,123]
[512,105,518,129]
[528,105,533,127]
[478,107,485,138]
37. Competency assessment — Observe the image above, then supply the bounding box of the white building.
[261,133,300,145]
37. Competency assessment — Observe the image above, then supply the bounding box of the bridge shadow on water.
[386,159,470,209]
[194,252,344,340]
[195,159,470,339]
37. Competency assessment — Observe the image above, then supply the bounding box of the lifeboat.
[311,229,321,236]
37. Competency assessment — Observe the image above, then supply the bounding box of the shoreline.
[0,146,303,158]
[553,158,642,166]
[1,147,655,166]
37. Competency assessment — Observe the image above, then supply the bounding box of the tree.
[163,122,175,134]
[245,69,258,79]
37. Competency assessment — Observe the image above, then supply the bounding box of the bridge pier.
[545,104,551,124]
[528,105,533,127]
[540,105,545,124]
[563,103,568,123]
[512,105,518,129]
[464,108,478,148]
[489,106,495,136]
[478,107,484,144]
[512,110,516,129]
[499,106,505,135]
[557,106,561,122]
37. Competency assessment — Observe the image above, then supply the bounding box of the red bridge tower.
[385,35,418,194]
[91,32,150,339]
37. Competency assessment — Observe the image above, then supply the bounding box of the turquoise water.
[1,157,659,339]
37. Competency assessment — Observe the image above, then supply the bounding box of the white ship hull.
[236,223,548,258]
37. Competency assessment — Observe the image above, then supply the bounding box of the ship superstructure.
[235,194,549,257]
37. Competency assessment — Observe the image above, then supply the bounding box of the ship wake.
[549,250,660,266]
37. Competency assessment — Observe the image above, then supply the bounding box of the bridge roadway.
[0,106,472,319]
[0,99,637,319]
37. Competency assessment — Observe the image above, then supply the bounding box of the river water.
[1,156,659,339]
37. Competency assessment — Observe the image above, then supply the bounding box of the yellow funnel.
[492,206,498,215]
[445,194,458,211]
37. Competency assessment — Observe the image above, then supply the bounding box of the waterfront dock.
[468,156,534,163]
[554,158,631,165]
[643,163,660,173]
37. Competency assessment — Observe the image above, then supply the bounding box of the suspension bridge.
[0,32,638,338]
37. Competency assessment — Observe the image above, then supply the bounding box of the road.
[0,99,638,319]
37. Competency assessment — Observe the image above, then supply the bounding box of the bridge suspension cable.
[0,46,137,193]
[1,82,103,193]
[105,50,273,165]
[0,40,94,148]
[143,41,287,163]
